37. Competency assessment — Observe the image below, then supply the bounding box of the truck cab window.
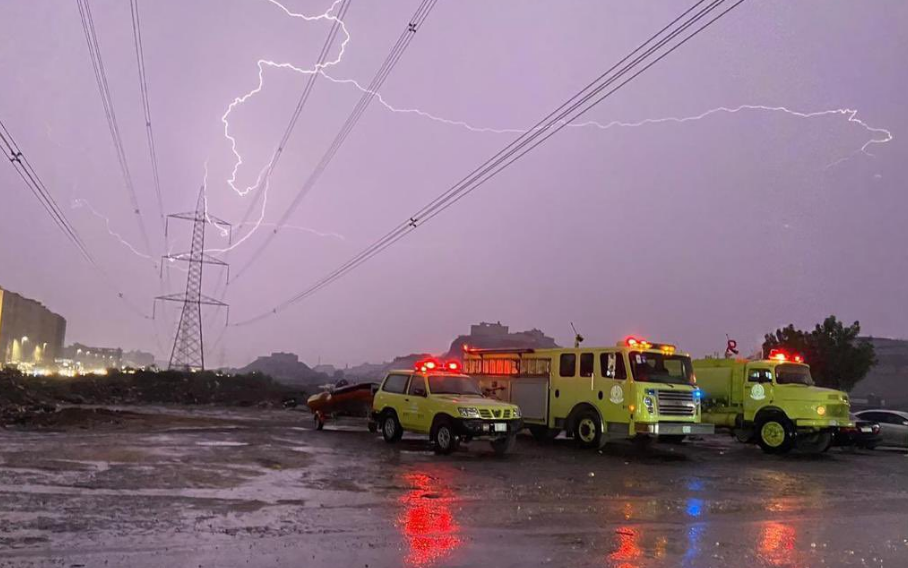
[748,369,772,383]
[579,353,594,377]
[560,353,577,377]
[382,373,410,394]
[600,352,627,380]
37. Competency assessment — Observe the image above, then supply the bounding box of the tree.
[763,316,876,391]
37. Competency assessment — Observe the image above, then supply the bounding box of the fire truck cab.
[463,338,714,449]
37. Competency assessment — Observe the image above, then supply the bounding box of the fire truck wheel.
[574,410,602,449]
[314,413,325,431]
[381,412,403,443]
[756,415,794,454]
[491,434,516,456]
[432,420,459,455]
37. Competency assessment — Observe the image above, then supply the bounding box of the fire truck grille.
[656,390,697,417]
[479,409,492,419]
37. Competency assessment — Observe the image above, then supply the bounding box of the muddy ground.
[0,407,906,568]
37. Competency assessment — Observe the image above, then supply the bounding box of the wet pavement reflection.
[396,468,463,567]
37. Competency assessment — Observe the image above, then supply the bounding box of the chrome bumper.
[635,422,715,435]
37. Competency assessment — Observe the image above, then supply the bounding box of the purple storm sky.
[1,0,905,368]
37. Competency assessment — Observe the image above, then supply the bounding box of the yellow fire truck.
[463,337,714,449]
[694,349,852,454]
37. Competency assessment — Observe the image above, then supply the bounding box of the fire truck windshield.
[429,375,484,396]
[775,364,814,386]
[628,352,694,385]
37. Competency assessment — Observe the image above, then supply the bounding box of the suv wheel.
[433,420,459,455]
[381,412,403,443]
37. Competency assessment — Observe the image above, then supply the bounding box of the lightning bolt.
[72,198,155,262]
[311,81,895,164]
[218,0,893,257]
[221,0,350,198]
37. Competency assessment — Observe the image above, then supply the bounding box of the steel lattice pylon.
[154,187,230,371]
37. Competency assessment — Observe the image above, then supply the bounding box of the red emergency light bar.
[621,337,676,353]
[768,349,805,363]
[415,358,462,373]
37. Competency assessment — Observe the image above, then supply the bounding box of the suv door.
[403,375,429,432]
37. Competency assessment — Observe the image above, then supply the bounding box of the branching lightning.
[216,1,893,259]
[221,0,350,198]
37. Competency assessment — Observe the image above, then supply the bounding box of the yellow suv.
[372,359,523,455]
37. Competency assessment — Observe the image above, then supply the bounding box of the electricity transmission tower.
[154,187,230,371]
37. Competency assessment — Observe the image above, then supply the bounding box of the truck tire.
[795,431,833,454]
[529,425,560,444]
[756,415,794,454]
[381,412,403,443]
[573,409,603,449]
[491,434,516,456]
[432,420,459,455]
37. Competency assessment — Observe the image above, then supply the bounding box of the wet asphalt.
[0,407,906,568]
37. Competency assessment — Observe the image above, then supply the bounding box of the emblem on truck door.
[750,383,766,401]
[609,385,624,404]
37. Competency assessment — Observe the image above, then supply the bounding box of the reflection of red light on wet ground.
[609,526,642,568]
[398,472,462,567]
[759,521,798,567]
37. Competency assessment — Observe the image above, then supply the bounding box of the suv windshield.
[629,352,694,385]
[775,364,814,386]
[428,375,484,396]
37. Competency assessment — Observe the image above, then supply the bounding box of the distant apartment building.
[61,343,123,370]
[0,286,66,367]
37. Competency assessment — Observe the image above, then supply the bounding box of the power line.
[1,117,158,322]
[75,0,154,256]
[129,0,166,234]
[0,118,94,264]
[232,0,438,280]
[232,0,746,326]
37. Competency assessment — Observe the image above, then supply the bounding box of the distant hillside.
[345,353,431,382]
[851,337,908,408]
[237,352,330,391]
[446,322,559,357]
[344,322,560,382]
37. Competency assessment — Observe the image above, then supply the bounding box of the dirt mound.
[0,370,305,425]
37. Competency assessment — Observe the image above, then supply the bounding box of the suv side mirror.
[413,388,427,397]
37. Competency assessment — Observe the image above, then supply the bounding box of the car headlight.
[458,407,481,418]
[512,407,521,418]
[816,405,826,416]
[643,396,655,413]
